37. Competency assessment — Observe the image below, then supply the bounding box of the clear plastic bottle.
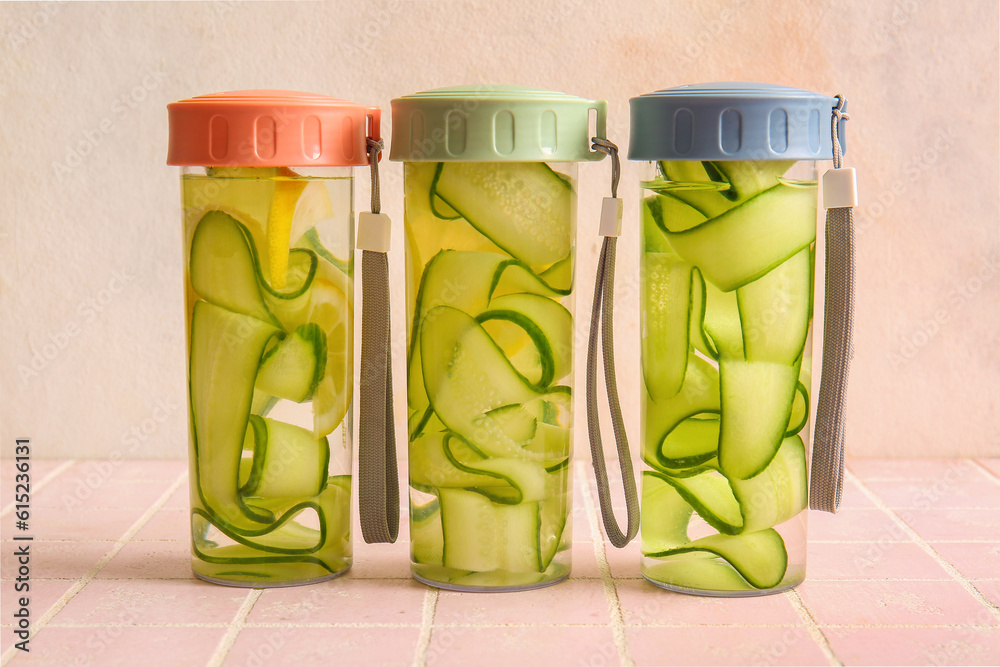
[390,86,607,591]
[628,84,840,596]
[167,90,379,587]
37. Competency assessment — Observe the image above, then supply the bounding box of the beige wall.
[1,0,997,459]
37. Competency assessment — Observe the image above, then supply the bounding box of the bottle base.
[641,572,803,598]
[193,565,351,589]
[412,570,569,593]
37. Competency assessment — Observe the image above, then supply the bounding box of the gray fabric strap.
[586,137,640,548]
[358,138,399,543]
[810,97,855,513]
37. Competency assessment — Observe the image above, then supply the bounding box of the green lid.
[389,85,607,162]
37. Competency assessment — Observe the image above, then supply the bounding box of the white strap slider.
[823,167,858,209]
[357,211,391,252]
[599,197,623,237]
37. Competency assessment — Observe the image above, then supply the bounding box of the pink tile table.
[1,458,998,666]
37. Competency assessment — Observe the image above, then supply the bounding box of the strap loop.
[586,137,640,548]
[810,95,856,514]
[357,136,400,543]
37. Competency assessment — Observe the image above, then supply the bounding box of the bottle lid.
[628,83,844,161]
[389,85,606,162]
[167,90,380,167]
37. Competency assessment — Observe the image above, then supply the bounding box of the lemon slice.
[308,277,353,437]
[289,181,336,248]
[266,177,309,289]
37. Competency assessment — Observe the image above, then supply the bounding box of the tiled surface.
[0,459,998,666]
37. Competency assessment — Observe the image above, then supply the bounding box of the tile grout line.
[576,461,633,667]
[0,460,76,518]
[972,459,1000,486]
[6,620,1000,630]
[8,574,1000,584]
[848,469,1000,623]
[206,589,263,667]
[11,538,1000,546]
[784,588,842,666]
[0,470,185,666]
[412,588,439,667]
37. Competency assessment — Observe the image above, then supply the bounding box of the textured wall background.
[1,0,997,459]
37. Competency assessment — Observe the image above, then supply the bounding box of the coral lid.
[167,90,380,167]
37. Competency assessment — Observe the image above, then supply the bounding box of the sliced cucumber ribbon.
[187,201,353,575]
[640,156,829,590]
[406,162,576,577]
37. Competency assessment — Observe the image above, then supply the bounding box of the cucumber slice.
[250,390,278,417]
[255,323,326,403]
[429,163,462,219]
[651,162,734,218]
[688,269,717,359]
[640,472,693,553]
[643,355,719,471]
[663,184,818,292]
[434,162,573,268]
[189,211,280,327]
[718,359,800,480]
[192,476,351,578]
[712,161,795,201]
[240,416,330,498]
[300,227,352,276]
[640,160,815,593]
[189,300,280,530]
[702,278,744,360]
[646,530,788,590]
[259,248,318,301]
[642,253,693,400]
[421,306,556,461]
[642,195,675,252]
[644,193,710,234]
[658,416,720,469]
[785,382,809,437]
[410,431,501,491]
[491,258,573,299]
[539,255,574,293]
[183,173,276,249]
[478,293,572,387]
[408,250,509,412]
[537,466,570,571]
[411,498,444,565]
[440,488,540,574]
[643,558,756,592]
[433,432,548,504]
[731,435,807,534]
[738,248,811,364]
[662,469,743,535]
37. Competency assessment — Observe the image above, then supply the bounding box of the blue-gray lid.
[628,83,844,161]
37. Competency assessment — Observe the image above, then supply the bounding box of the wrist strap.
[357,137,399,543]
[586,137,639,548]
[810,96,857,513]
